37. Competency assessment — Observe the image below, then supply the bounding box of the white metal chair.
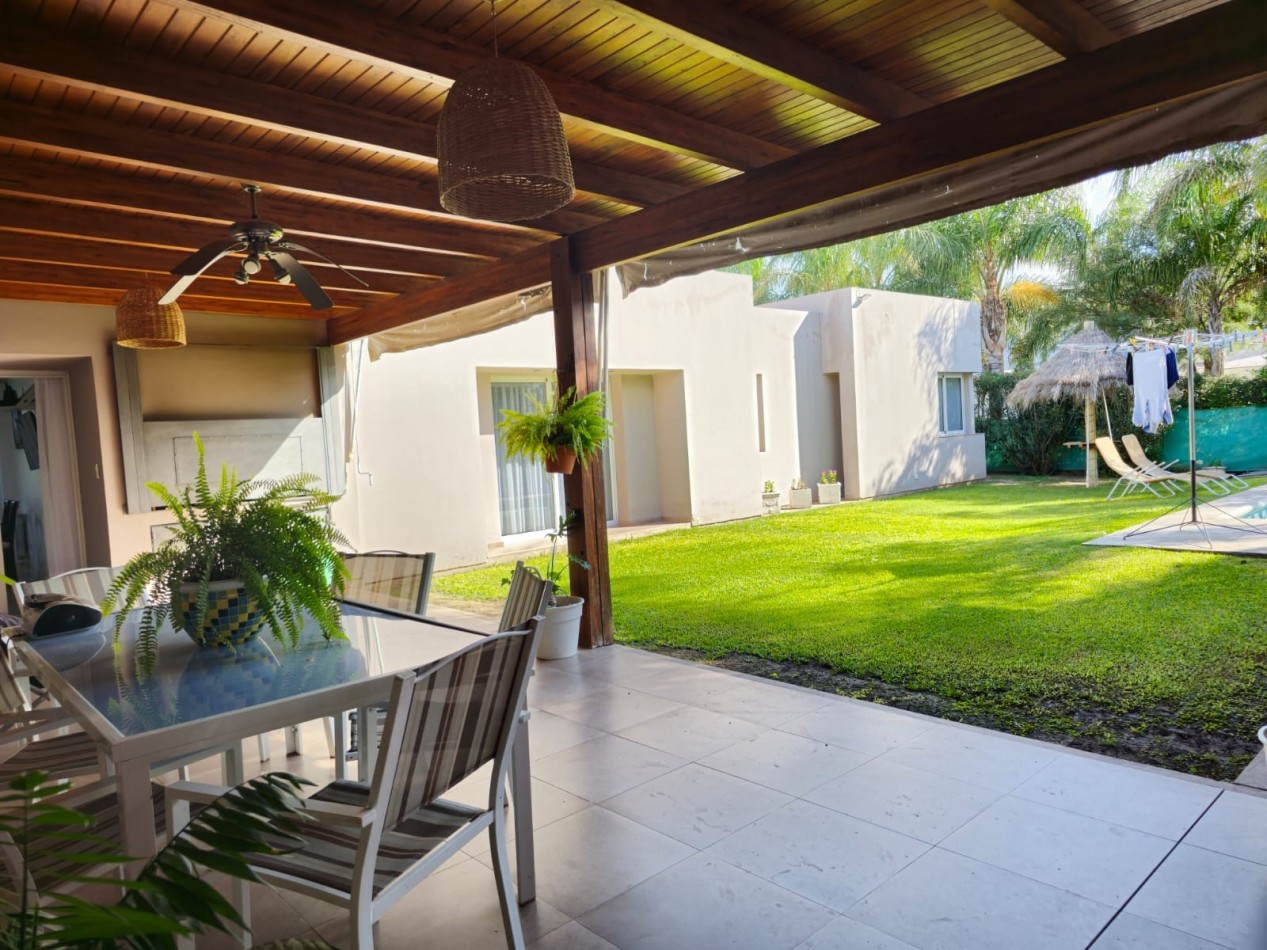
[167,617,544,950]
[13,566,136,612]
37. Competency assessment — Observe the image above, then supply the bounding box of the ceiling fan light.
[116,285,186,350]
[269,258,292,285]
[242,256,262,275]
[437,58,574,222]
[233,265,251,285]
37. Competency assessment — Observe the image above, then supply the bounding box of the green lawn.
[435,478,1267,778]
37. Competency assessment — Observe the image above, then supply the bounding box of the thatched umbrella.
[1007,323,1128,487]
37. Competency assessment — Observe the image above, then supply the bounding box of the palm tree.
[895,192,1089,372]
[726,232,916,304]
[1126,140,1267,375]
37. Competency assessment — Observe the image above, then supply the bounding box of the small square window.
[938,375,965,435]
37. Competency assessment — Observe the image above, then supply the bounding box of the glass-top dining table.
[11,601,538,904]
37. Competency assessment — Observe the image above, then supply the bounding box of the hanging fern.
[497,386,612,467]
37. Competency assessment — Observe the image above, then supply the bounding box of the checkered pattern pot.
[177,580,266,648]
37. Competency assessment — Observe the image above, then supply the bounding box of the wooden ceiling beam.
[328,245,552,344]
[0,279,347,319]
[979,0,1117,57]
[590,0,929,121]
[0,100,604,236]
[0,230,433,297]
[0,21,688,210]
[0,196,478,280]
[164,0,794,170]
[0,157,537,260]
[572,0,1266,273]
[0,257,378,310]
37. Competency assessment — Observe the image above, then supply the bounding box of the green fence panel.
[1161,407,1267,471]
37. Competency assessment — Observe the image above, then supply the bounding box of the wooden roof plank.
[0,279,346,319]
[0,21,687,208]
[162,0,795,169]
[590,0,929,120]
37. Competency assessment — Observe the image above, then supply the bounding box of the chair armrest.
[0,709,82,745]
[165,780,232,807]
[298,797,374,828]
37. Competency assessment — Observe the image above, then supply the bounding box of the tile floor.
[204,609,1267,950]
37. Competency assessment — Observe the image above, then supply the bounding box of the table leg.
[115,757,156,873]
[285,723,303,756]
[356,706,375,782]
[511,710,535,905]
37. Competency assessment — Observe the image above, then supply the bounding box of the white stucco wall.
[333,270,805,570]
[776,287,987,500]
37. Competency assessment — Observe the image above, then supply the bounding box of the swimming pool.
[1245,505,1267,520]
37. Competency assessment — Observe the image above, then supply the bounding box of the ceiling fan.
[159,184,367,311]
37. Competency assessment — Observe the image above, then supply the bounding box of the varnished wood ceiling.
[0,0,1255,338]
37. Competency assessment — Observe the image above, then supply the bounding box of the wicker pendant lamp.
[437,2,574,222]
[115,284,186,349]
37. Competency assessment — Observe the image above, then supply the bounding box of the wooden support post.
[549,238,614,648]
[1085,396,1099,488]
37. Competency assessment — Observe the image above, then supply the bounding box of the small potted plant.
[497,385,613,475]
[761,479,781,514]
[103,434,349,669]
[788,478,812,509]
[535,514,588,660]
[817,469,841,504]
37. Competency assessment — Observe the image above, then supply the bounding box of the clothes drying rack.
[1061,327,1267,548]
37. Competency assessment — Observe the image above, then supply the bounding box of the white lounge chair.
[1094,438,1179,500]
[1120,434,1231,496]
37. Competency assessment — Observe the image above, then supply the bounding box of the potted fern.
[103,434,349,668]
[497,385,612,474]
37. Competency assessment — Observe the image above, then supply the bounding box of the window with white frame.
[938,374,966,435]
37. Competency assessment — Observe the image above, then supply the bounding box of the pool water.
[1246,505,1267,520]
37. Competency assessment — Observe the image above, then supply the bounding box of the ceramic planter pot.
[545,447,577,475]
[538,595,584,659]
[816,482,841,504]
[788,487,812,509]
[177,578,265,648]
[761,491,781,514]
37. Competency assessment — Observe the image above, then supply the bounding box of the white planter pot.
[761,491,781,514]
[1258,725,1267,759]
[816,482,841,504]
[788,488,812,509]
[538,596,584,660]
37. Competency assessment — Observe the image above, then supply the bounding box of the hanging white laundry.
[1131,348,1173,434]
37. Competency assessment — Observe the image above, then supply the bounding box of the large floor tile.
[848,848,1114,950]
[314,856,568,950]
[1126,844,1267,949]
[805,756,1000,844]
[1182,790,1267,866]
[526,709,605,761]
[697,679,833,727]
[941,795,1172,904]
[881,723,1060,792]
[795,916,920,950]
[506,806,694,918]
[700,728,873,796]
[777,702,933,756]
[532,734,687,802]
[707,798,928,913]
[1092,913,1234,950]
[530,921,620,950]
[1013,753,1219,839]
[580,852,834,950]
[613,661,752,705]
[614,704,766,761]
[536,684,684,733]
[463,777,591,857]
[542,645,689,687]
[603,762,790,848]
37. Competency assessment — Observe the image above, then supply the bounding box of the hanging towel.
[1131,348,1174,434]
[1126,348,1180,387]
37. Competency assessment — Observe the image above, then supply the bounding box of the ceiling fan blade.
[279,241,369,288]
[169,238,245,277]
[270,251,334,310]
[158,273,200,305]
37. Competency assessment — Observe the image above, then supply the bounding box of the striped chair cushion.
[385,634,528,827]
[497,562,551,633]
[0,782,166,896]
[251,780,480,895]
[0,731,101,780]
[341,553,435,616]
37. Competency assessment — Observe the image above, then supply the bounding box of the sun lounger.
[1094,437,1179,500]
[1120,434,1231,496]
